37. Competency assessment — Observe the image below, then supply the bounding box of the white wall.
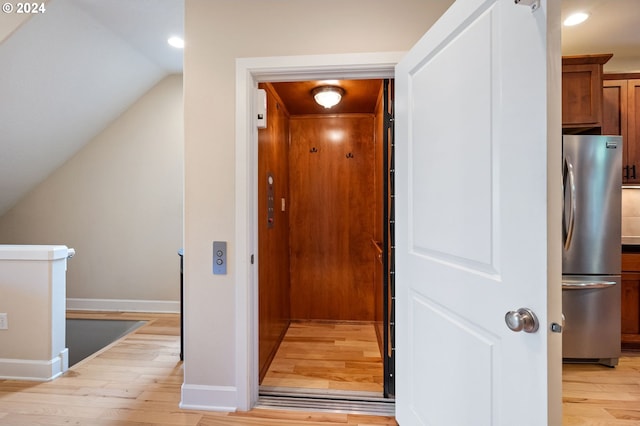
[605,57,640,74]
[623,188,640,236]
[182,0,454,410]
[0,0,45,42]
[0,75,184,310]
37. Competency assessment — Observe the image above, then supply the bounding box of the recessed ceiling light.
[168,36,184,49]
[563,12,589,26]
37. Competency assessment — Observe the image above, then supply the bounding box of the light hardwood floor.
[563,355,640,425]
[261,321,384,393]
[1,312,640,425]
[0,312,396,425]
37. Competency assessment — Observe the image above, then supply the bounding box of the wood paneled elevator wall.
[289,114,376,321]
[258,84,291,380]
[257,82,385,380]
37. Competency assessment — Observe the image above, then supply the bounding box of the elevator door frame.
[235,52,404,409]
[381,78,395,398]
[257,78,395,398]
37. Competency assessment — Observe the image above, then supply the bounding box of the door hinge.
[514,0,540,12]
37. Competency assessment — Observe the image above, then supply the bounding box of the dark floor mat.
[66,319,145,367]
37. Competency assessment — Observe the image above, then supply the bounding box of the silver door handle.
[561,280,616,289]
[505,308,539,333]
[563,156,576,251]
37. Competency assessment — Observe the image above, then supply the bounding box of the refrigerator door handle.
[561,280,616,289]
[563,156,576,251]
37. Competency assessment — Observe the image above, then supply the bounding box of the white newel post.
[0,245,73,381]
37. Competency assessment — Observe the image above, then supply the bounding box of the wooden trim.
[290,318,378,326]
[371,239,383,255]
[604,73,640,80]
[290,112,376,120]
[562,53,613,65]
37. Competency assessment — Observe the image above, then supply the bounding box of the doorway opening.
[256,78,395,403]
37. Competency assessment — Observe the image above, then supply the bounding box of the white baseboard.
[0,348,68,381]
[180,383,238,412]
[66,298,180,313]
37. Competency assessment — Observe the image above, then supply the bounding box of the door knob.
[505,308,539,333]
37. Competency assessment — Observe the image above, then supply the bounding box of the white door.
[394,0,562,424]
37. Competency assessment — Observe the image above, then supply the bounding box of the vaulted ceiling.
[0,0,638,218]
[0,0,183,216]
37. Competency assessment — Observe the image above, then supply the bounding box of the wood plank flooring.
[0,312,396,425]
[2,312,640,424]
[261,321,384,393]
[563,354,640,425]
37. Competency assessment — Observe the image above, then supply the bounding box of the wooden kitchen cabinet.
[603,75,640,183]
[621,252,640,347]
[562,54,612,132]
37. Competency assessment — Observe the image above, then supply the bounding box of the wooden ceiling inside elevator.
[269,79,383,115]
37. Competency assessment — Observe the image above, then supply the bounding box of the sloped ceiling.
[0,0,639,218]
[0,0,183,216]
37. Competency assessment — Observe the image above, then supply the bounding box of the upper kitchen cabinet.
[603,75,640,183]
[562,54,613,132]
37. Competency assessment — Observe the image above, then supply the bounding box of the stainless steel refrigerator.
[562,134,622,367]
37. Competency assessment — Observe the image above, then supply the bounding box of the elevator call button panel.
[213,241,227,275]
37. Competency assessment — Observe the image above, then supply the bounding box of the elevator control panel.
[213,241,227,275]
[267,172,275,228]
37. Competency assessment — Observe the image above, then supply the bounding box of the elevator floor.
[261,321,384,394]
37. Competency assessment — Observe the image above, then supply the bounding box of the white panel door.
[395,0,560,425]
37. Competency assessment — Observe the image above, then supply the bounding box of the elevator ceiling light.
[312,86,345,109]
[563,12,589,26]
